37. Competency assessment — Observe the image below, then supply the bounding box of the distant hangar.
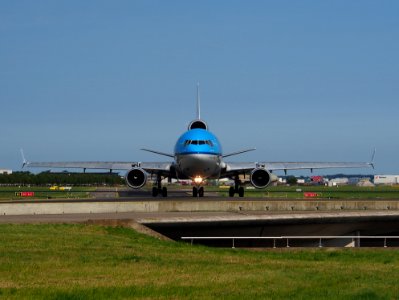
[374,175,399,185]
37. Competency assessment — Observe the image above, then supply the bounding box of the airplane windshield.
[184,140,214,147]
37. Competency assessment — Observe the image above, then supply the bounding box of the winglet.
[20,148,28,168]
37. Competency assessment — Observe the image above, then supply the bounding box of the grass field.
[1,224,399,299]
[0,187,95,201]
[1,185,399,201]
[219,185,399,199]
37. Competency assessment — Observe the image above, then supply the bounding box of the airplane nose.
[179,154,218,178]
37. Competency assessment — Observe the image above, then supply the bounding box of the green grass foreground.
[1,224,399,299]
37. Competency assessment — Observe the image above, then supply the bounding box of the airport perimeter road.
[0,211,237,224]
[2,210,399,225]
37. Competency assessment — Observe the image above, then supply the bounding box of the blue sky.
[1,1,398,175]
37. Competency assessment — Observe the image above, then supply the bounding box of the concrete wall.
[2,199,399,216]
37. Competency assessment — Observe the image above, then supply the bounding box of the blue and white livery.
[25,85,374,197]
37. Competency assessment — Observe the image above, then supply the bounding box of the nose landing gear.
[193,186,204,197]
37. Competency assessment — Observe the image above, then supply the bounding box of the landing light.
[194,176,203,184]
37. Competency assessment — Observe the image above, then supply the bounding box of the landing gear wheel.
[162,187,168,197]
[238,187,244,197]
[152,187,159,197]
[229,186,235,197]
[198,187,204,197]
[193,187,198,197]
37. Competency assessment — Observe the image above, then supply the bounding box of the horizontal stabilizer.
[223,148,256,158]
[141,148,174,158]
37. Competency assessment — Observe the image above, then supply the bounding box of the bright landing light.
[194,176,203,184]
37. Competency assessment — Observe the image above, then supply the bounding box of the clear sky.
[1,1,398,175]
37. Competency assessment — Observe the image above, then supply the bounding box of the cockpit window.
[184,140,214,147]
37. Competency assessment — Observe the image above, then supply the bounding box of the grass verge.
[1,224,399,299]
[219,185,399,199]
[0,187,95,201]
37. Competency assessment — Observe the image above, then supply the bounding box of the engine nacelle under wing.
[250,168,278,189]
[125,168,147,189]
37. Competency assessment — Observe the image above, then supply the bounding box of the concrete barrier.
[1,199,399,216]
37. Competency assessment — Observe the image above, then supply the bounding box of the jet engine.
[188,119,208,130]
[125,168,147,189]
[250,168,277,189]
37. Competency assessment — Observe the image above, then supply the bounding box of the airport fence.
[181,236,399,248]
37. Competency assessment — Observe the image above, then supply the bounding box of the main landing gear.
[152,175,168,197]
[193,186,204,197]
[229,176,245,197]
[152,186,167,197]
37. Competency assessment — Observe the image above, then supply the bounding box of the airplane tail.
[187,83,208,130]
[196,82,201,120]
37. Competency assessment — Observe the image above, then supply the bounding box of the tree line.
[0,172,124,186]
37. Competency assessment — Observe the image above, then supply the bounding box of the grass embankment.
[1,224,399,299]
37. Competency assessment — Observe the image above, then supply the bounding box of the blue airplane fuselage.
[174,129,223,180]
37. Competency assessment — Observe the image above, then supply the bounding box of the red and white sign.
[15,192,35,197]
[304,192,318,198]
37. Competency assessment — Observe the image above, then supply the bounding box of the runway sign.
[15,192,35,197]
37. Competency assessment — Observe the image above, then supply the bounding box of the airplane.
[23,85,374,198]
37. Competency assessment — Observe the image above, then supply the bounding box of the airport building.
[357,179,375,187]
[327,178,349,187]
[374,175,399,185]
[0,169,12,175]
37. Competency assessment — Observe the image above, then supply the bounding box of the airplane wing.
[25,161,174,177]
[222,161,373,177]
